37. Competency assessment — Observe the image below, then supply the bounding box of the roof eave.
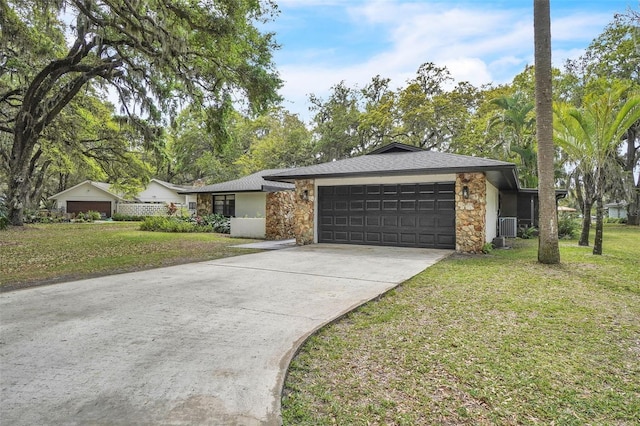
[265,164,517,182]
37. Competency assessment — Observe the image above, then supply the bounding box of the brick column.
[294,179,315,245]
[455,172,486,253]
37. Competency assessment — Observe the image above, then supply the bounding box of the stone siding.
[196,193,213,216]
[294,179,315,245]
[456,172,487,253]
[265,190,296,240]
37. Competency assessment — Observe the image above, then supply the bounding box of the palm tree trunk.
[534,0,560,264]
[593,196,604,255]
[579,199,592,246]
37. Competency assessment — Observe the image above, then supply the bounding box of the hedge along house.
[265,143,565,253]
[180,169,296,239]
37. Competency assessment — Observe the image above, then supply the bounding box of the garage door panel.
[382,233,398,244]
[366,200,381,210]
[66,201,111,218]
[418,234,435,244]
[350,231,364,242]
[350,186,365,195]
[400,216,416,227]
[334,200,348,211]
[350,200,364,211]
[382,216,398,227]
[401,184,417,194]
[400,200,416,210]
[419,216,436,227]
[335,186,349,196]
[438,200,455,210]
[438,234,456,246]
[366,186,381,195]
[366,232,381,243]
[335,216,348,226]
[318,182,455,249]
[382,200,398,210]
[366,216,381,226]
[350,216,364,226]
[383,185,398,195]
[334,231,348,241]
[400,233,417,244]
[418,200,435,211]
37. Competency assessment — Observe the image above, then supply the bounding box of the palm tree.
[554,82,640,255]
[534,0,560,264]
[488,93,538,188]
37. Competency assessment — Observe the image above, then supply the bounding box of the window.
[213,195,235,217]
[188,202,197,210]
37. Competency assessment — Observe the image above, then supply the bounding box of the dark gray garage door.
[318,183,455,249]
[66,201,112,218]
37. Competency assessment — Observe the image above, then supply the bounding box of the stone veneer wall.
[265,190,296,240]
[196,193,213,216]
[294,179,315,245]
[455,172,487,253]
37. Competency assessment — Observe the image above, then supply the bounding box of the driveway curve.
[0,244,450,425]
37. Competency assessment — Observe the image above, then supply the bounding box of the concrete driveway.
[0,244,450,425]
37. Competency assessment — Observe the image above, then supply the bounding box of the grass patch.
[0,222,257,289]
[282,225,640,425]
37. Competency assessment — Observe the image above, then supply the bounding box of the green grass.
[282,225,640,425]
[0,222,258,289]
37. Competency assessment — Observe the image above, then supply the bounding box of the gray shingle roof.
[264,150,516,180]
[182,169,295,194]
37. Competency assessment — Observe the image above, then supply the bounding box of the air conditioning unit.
[499,217,517,238]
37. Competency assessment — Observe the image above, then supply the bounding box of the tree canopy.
[1,0,281,225]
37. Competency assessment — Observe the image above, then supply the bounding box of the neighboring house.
[136,179,197,211]
[181,169,295,239]
[47,181,126,218]
[48,179,196,218]
[605,201,627,219]
[264,142,565,253]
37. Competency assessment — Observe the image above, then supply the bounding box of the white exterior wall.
[608,206,627,219]
[235,192,267,218]
[312,174,457,243]
[136,181,186,204]
[230,217,266,238]
[52,182,119,216]
[485,181,499,242]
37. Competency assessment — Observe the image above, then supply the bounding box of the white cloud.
[274,0,619,121]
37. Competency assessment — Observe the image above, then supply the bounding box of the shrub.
[140,216,200,233]
[0,213,8,230]
[557,215,579,239]
[140,213,229,233]
[200,213,230,234]
[518,225,538,239]
[481,242,494,254]
[86,210,102,221]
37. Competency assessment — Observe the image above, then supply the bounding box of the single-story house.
[605,201,627,219]
[264,143,565,253]
[180,169,296,239]
[48,179,196,218]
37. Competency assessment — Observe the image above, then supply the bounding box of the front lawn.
[282,225,640,425]
[0,222,257,290]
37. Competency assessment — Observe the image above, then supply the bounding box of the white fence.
[117,203,173,217]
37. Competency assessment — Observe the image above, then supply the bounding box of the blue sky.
[265,0,638,121]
